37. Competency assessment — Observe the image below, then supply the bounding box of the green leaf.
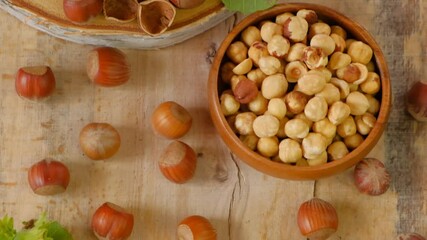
[13,213,73,240]
[44,222,72,240]
[222,0,277,14]
[0,216,17,240]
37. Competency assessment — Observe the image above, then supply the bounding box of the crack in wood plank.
[228,152,247,240]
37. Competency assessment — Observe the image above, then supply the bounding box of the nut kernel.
[285,61,308,83]
[310,34,336,56]
[365,94,380,115]
[285,118,310,140]
[260,22,283,43]
[346,91,370,115]
[313,118,337,139]
[226,41,248,64]
[330,77,350,99]
[232,58,253,75]
[360,72,381,94]
[283,16,309,42]
[268,35,290,58]
[327,52,351,70]
[336,63,368,85]
[302,46,328,69]
[284,91,309,114]
[330,25,347,40]
[248,41,270,67]
[304,96,328,122]
[253,114,280,138]
[315,83,340,105]
[247,68,267,87]
[308,22,331,39]
[285,43,307,62]
[259,56,282,75]
[276,117,289,138]
[327,141,349,160]
[241,26,262,47]
[347,41,373,64]
[240,134,259,150]
[294,112,314,129]
[344,133,364,150]
[235,112,257,135]
[306,151,328,166]
[337,116,357,138]
[279,138,303,163]
[302,132,328,157]
[267,98,287,120]
[261,73,288,99]
[257,137,279,157]
[297,71,327,95]
[275,12,294,25]
[328,101,351,125]
[248,92,268,115]
[220,91,240,116]
[330,33,346,53]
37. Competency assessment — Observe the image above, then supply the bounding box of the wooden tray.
[0,0,234,49]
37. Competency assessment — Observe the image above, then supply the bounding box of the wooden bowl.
[208,3,391,180]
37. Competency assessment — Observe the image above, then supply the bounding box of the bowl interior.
[208,3,391,180]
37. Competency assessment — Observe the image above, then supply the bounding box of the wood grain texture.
[0,0,426,239]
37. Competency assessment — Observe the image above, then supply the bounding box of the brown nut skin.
[233,77,258,104]
[296,9,318,25]
[406,81,427,122]
[336,63,368,85]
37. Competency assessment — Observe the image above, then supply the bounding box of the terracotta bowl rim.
[208,2,391,180]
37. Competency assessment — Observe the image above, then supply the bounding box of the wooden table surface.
[0,0,426,239]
